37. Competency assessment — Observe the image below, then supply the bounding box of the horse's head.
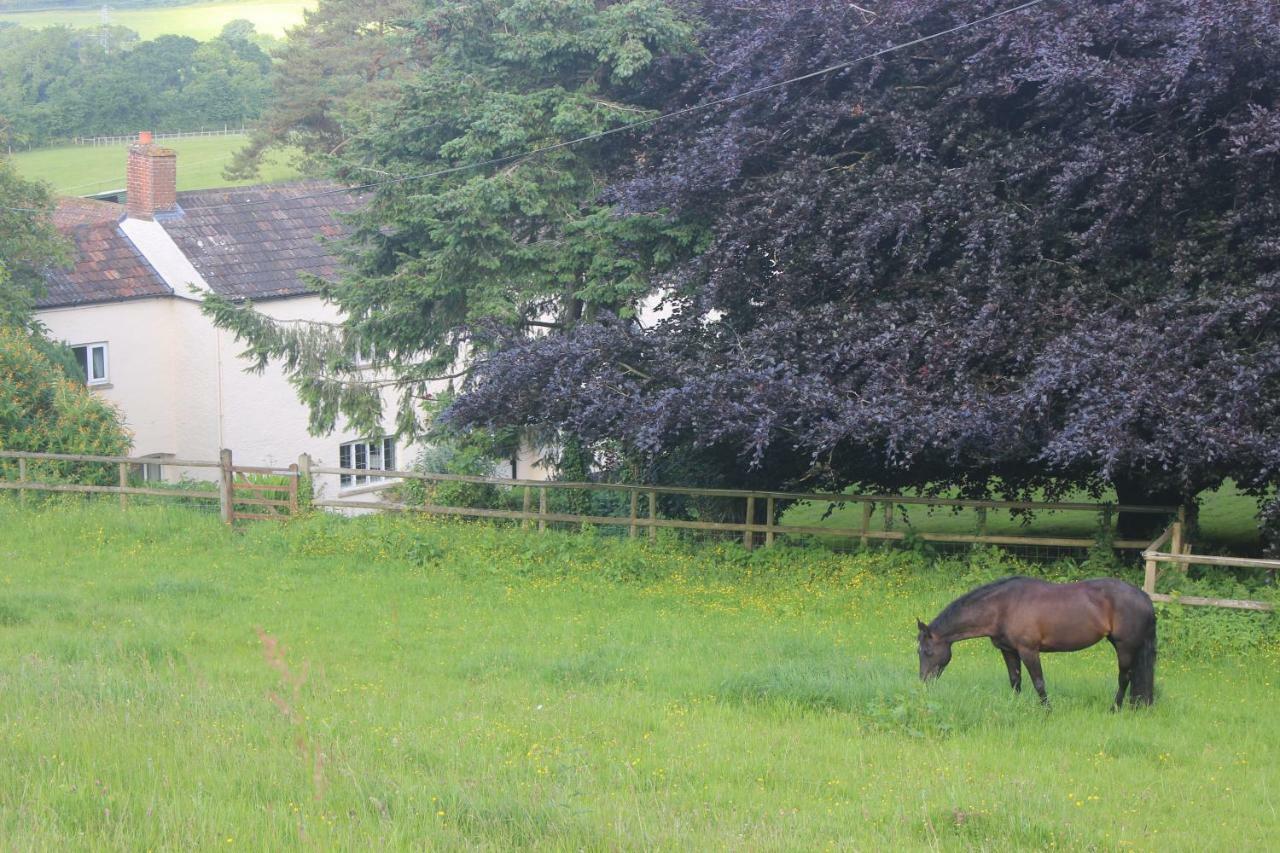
[916,619,952,681]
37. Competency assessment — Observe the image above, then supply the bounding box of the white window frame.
[339,437,397,489]
[133,452,173,483]
[72,342,110,385]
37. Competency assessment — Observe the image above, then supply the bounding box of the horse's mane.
[930,576,1029,632]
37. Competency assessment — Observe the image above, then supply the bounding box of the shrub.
[0,326,131,485]
[399,443,519,511]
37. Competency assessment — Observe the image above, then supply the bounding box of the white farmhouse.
[34,134,542,498]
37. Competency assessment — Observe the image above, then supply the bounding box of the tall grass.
[0,503,1276,848]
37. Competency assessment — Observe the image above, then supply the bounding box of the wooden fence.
[0,449,298,524]
[1143,522,1276,611]
[304,457,1172,551]
[72,126,247,147]
[5,447,1277,611]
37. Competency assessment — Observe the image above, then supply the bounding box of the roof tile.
[38,181,360,308]
[39,220,170,308]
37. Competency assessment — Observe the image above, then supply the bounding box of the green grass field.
[0,0,310,40]
[8,134,301,195]
[1,503,1276,848]
[783,482,1265,553]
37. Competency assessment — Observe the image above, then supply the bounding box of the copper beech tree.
[206,1,1280,545]
[451,0,1280,541]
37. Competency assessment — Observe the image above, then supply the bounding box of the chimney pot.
[126,133,177,221]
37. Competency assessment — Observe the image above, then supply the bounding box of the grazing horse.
[916,576,1156,708]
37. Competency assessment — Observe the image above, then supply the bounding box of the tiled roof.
[38,221,170,308]
[166,181,361,300]
[37,181,360,309]
[50,197,125,229]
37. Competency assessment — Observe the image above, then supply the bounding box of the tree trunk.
[1111,475,1188,542]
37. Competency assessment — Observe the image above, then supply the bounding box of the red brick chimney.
[126,131,178,220]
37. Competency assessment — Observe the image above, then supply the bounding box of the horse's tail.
[1129,611,1157,706]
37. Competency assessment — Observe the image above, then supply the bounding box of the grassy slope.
[0,504,1276,848]
[784,482,1264,553]
[0,0,309,40]
[8,135,301,195]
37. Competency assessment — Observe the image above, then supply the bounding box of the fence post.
[538,486,547,533]
[118,462,129,510]
[1144,556,1159,596]
[628,489,638,538]
[766,496,776,547]
[976,506,988,537]
[883,501,894,532]
[743,495,755,550]
[288,463,299,516]
[18,457,27,508]
[860,501,872,549]
[522,486,532,530]
[1173,505,1188,558]
[648,489,657,541]
[297,453,312,509]
[219,448,233,525]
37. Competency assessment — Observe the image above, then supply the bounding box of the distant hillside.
[0,0,309,39]
[0,1,204,11]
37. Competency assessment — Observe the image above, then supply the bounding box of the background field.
[783,482,1265,554]
[0,0,310,40]
[0,504,1276,848]
[8,135,301,195]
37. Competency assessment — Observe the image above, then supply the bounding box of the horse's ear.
[917,618,930,636]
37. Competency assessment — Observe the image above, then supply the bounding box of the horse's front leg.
[1019,649,1049,706]
[999,647,1022,693]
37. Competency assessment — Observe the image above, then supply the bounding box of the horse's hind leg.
[1000,648,1022,693]
[1110,640,1133,710]
[1018,649,1049,706]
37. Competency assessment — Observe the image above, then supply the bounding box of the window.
[132,453,173,483]
[339,437,396,488]
[72,342,109,385]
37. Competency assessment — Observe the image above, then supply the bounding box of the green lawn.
[0,503,1276,848]
[783,482,1265,554]
[8,135,301,196]
[0,0,310,40]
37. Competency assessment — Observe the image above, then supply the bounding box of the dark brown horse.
[917,576,1156,707]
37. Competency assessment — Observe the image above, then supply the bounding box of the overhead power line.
[3,0,1047,216]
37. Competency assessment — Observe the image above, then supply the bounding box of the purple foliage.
[449,0,1280,537]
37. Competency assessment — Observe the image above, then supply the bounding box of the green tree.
[224,0,423,179]
[0,156,69,328]
[0,326,132,484]
[0,24,266,144]
[206,0,697,457]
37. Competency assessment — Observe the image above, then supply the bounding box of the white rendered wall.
[213,294,413,501]
[36,297,187,464]
[37,292,547,497]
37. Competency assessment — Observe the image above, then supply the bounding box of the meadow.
[8,135,301,195]
[1,502,1276,848]
[0,0,310,40]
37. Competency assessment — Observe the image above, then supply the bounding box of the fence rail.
[0,448,295,521]
[1143,522,1277,611]
[307,463,1167,551]
[10,447,1276,611]
[72,126,247,147]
